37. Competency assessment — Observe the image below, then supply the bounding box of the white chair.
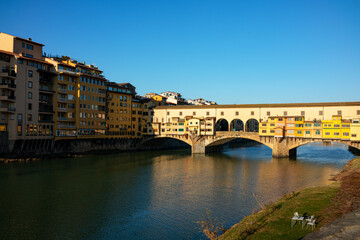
[307,218,316,230]
[306,215,314,223]
[291,212,304,228]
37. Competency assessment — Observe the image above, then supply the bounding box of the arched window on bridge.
[245,119,259,132]
[215,119,229,131]
[230,119,244,131]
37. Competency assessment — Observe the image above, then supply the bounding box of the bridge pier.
[272,138,297,158]
[192,140,206,154]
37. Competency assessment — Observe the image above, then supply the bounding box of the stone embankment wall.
[0,136,190,161]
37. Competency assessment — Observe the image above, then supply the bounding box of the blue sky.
[1,0,359,104]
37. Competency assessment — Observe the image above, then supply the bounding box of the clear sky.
[1,0,359,104]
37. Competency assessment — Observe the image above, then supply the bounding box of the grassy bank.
[216,157,360,240]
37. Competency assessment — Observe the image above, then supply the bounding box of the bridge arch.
[215,119,229,131]
[288,139,360,152]
[245,119,259,132]
[230,119,244,131]
[139,136,192,149]
[206,136,272,150]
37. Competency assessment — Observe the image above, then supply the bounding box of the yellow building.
[106,82,135,137]
[351,119,360,141]
[46,56,107,139]
[132,95,152,137]
[294,116,304,137]
[322,115,343,139]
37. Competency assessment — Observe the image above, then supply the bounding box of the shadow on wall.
[140,137,191,151]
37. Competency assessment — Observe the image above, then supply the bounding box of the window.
[206,112,209,116]
[334,132,340,136]
[22,43,25,48]
[284,111,287,116]
[287,130,294,134]
[28,103,32,110]
[167,112,170,115]
[306,131,310,134]
[357,110,360,115]
[301,111,305,116]
[319,111,323,115]
[221,111,224,116]
[28,92,32,99]
[338,110,342,115]
[297,131,302,134]
[28,81,33,88]
[262,130,266,133]
[343,132,349,136]
[27,114,32,121]
[179,112,182,116]
[25,54,33,58]
[26,44,33,50]
[315,130,320,135]
[270,130,275,133]
[235,111,239,116]
[251,111,254,116]
[17,124,22,136]
[17,114,22,123]
[334,124,340,127]
[267,111,270,116]
[193,112,196,116]
[28,70,33,77]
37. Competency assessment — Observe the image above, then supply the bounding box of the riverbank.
[217,157,360,240]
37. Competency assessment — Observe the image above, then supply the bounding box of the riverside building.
[46,56,107,139]
[105,82,135,136]
[0,32,56,152]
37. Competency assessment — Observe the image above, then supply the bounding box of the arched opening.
[139,137,191,151]
[205,137,272,153]
[245,119,259,132]
[230,119,244,131]
[215,119,229,131]
[294,141,356,162]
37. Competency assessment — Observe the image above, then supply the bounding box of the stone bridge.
[153,132,360,157]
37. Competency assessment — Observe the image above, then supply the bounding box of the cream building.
[153,102,360,133]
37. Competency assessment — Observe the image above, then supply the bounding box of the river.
[0,142,355,240]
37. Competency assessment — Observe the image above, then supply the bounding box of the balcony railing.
[57,125,76,128]
[0,70,16,78]
[39,119,54,123]
[39,106,54,113]
[58,88,67,93]
[58,98,67,102]
[0,82,16,89]
[58,117,68,121]
[58,107,67,111]
[39,86,54,92]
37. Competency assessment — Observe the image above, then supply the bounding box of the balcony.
[39,86,55,93]
[58,69,78,76]
[39,119,54,123]
[58,88,67,93]
[57,107,67,112]
[38,68,57,76]
[0,70,16,78]
[58,117,68,121]
[57,125,76,128]
[0,95,16,101]
[0,83,16,89]
[39,105,54,113]
[58,98,67,102]
[0,106,15,112]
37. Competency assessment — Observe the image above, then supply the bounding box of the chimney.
[28,38,32,41]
